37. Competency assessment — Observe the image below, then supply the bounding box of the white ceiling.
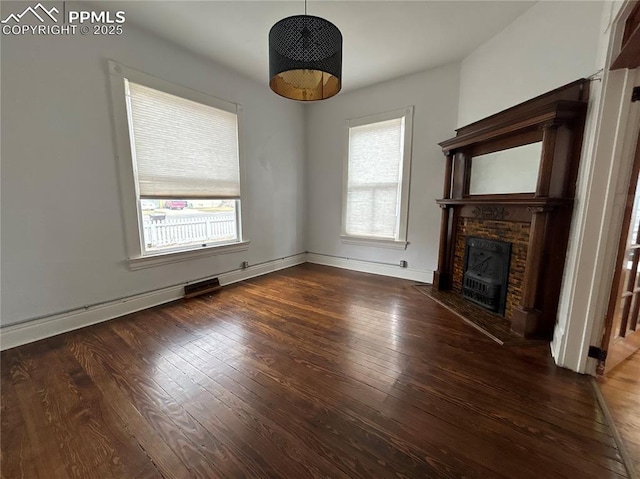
[107,1,536,92]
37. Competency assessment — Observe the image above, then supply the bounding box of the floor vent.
[184,278,221,299]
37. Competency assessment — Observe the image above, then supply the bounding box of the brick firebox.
[451,218,530,321]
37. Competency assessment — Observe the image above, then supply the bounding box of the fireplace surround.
[434,80,589,339]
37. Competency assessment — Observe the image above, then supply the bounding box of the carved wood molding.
[471,206,509,220]
[527,206,554,213]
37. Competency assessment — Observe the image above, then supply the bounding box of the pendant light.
[268,0,342,101]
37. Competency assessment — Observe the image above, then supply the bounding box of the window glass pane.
[346,187,399,238]
[140,199,238,252]
[346,117,404,238]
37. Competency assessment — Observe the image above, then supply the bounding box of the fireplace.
[462,237,511,315]
[432,80,589,338]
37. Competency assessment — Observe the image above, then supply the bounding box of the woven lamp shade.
[269,15,342,101]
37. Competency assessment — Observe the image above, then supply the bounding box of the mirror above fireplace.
[469,142,542,195]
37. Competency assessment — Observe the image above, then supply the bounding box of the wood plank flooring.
[598,351,640,478]
[0,263,629,478]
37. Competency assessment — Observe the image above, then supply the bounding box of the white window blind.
[126,80,240,199]
[346,117,405,239]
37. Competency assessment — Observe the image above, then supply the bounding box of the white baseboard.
[219,253,306,286]
[550,326,565,365]
[0,285,184,352]
[0,254,306,351]
[0,253,426,351]
[306,252,433,283]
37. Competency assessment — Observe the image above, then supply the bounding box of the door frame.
[601,122,640,373]
[552,0,640,374]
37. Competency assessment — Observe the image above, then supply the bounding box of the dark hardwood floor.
[0,263,629,478]
[598,351,640,478]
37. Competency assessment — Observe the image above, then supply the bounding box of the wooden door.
[602,129,640,373]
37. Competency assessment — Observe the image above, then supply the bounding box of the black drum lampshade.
[269,15,342,101]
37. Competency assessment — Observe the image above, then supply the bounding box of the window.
[342,107,413,249]
[109,61,248,269]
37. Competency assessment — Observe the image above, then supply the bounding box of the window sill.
[128,240,250,271]
[340,236,408,250]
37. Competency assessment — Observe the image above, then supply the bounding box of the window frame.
[341,106,414,250]
[108,60,249,270]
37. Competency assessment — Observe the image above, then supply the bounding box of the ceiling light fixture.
[268,0,342,101]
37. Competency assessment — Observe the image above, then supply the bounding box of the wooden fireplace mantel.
[436,196,573,207]
[434,80,589,339]
[439,100,587,154]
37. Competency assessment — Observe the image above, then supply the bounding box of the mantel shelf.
[436,197,573,208]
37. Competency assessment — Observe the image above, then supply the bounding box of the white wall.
[1,18,306,326]
[305,63,461,279]
[458,1,605,127]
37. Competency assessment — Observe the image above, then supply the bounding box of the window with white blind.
[342,107,413,249]
[108,61,248,268]
[127,82,240,200]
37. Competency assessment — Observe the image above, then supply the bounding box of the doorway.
[601,128,640,373]
[591,4,640,476]
[597,75,640,479]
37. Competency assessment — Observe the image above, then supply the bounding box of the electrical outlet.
[241,261,249,269]
[400,260,408,268]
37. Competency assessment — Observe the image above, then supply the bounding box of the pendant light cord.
[305,0,307,16]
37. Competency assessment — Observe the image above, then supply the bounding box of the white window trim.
[128,241,251,271]
[107,60,249,268]
[341,106,414,248]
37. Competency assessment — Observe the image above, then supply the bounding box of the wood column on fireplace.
[434,80,589,339]
[511,207,549,336]
[434,153,453,289]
